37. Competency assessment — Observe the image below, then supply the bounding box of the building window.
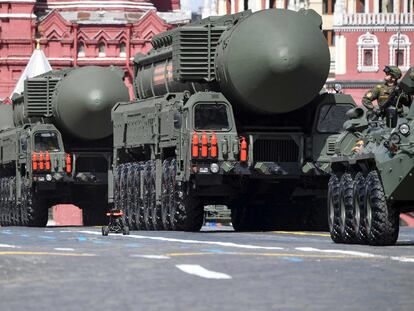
[98,42,106,57]
[244,0,248,10]
[357,32,379,72]
[356,0,365,13]
[378,0,393,12]
[388,34,411,71]
[119,42,126,57]
[323,0,336,14]
[77,42,85,57]
[363,50,373,66]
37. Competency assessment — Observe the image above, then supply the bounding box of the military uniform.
[362,83,397,110]
[361,66,409,112]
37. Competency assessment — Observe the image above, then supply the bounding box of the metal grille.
[173,25,225,82]
[253,139,299,162]
[25,77,60,117]
[327,141,336,155]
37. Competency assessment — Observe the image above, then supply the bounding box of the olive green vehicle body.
[322,68,414,245]
[110,8,356,231]
[0,66,129,226]
[326,68,414,205]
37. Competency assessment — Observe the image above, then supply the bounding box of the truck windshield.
[317,105,353,133]
[194,103,230,131]
[34,132,61,152]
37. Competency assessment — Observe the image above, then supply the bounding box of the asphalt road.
[1,225,414,311]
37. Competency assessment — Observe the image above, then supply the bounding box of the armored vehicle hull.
[110,9,356,231]
[0,66,129,226]
[322,68,414,245]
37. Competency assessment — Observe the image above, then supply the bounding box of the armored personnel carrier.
[0,66,129,226]
[111,8,356,231]
[324,68,414,245]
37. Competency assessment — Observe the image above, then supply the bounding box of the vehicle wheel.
[353,172,367,244]
[230,204,251,232]
[20,178,30,226]
[102,226,109,236]
[160,160,171,230]
[169,159,203,232]
[143,161,153,230]
[126,164,137,230]
[0,178,5,226]
[364,171,399,246]
[113,165,122,212]
[133,163,144,230]
[328,174,343,243]
[119,165,130,228]
[150,162,163,230]
[27,188,48,227]
[340,173,357,243]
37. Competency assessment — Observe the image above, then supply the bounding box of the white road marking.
[44,231,54,233]
[176,264,232,279]
[295,247,381,258]
[78,230,284,250]
[54,248,75,252]
[0,244,21,249]
[131,255,170,259]
[391,256,414,263]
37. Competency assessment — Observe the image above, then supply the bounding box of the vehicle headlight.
[399,123,410,136]
[390,133,401,144]
[210,163,219,174]
[46,174,53,182]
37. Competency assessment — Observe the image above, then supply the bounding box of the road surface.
[1,226,414,311]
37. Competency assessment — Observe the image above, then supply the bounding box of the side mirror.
[174,112,182,129]
[386,107,398,128]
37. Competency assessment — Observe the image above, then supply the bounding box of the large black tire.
[161,160,171,230]
[353,172,367,244]
[119,164,130,228]
[133,163,144,230]
[169,159,203,232]
[230,203,253,232]
[26,188,48,227]
[150,162,163,230]
[328,174,343,243]
[143,161,154,230]
[0,178,6,226]
[340,173,357,243]
[125,163,137,230]
[364,171,399,246]
[113,165,122,212]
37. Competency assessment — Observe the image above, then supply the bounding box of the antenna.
[396,12,402,67]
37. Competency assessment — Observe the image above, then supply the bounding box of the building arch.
[98,41,106,57]
[357,32,379,72]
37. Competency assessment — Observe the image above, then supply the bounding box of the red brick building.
[332,0,414,103]
[0,0,188,99]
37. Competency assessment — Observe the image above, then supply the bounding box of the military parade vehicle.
[324,68,414,245]
[0,66,129,226]
[110,8,356,232]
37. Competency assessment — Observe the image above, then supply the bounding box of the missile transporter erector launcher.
[111,8,356,231]
[323,68,414,245]
[0,66,129,226]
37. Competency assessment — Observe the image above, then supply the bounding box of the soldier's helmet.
[383,65,402,79]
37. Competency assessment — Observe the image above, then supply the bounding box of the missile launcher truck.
[324,68,414,245]
[110,8,356,231]
[0,66,129,226]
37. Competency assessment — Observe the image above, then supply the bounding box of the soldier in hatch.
[362,66,410,116]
